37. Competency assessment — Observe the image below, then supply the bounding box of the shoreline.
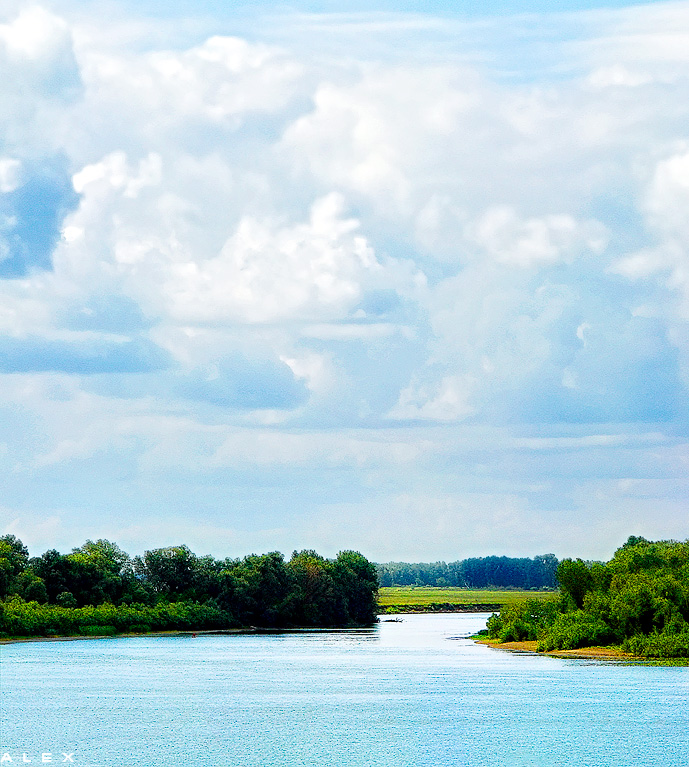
[380,603,500,614]
[0,610,495,645]
[0,625,379,645]
[474,637,639,661]
[0,629,246,645]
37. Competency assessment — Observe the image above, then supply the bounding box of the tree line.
[0,536,379,637]
[485,537,689,658]
[376,554,559,589]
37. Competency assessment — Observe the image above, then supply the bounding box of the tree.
[70,539,131,575]
[136,545,199,599]
[214,552,293,627]
[333,551,379,625]
[288,550,337,626]
[556,558,594,608]
[66,539,133,605]
[30,550,72,603]
[0,535,29,598]
[16,571,48,603]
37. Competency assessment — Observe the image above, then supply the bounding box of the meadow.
[378,586,554,612]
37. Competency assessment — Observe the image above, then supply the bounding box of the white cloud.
[389,374,476,422]
[612,148,689,319]
[0,2,688,558]
[586,65,654,89]
[72,151,162,199]
[0,6,80,150]
[466,206,607,269]
[281,64,486,217]
[161,192,382,324]
[0,157,21,193]
[0,6,71,64]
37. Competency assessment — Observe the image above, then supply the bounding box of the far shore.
[380,603,500,614]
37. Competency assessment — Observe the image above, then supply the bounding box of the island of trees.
[0,537,379,638]
[485,537,689,659]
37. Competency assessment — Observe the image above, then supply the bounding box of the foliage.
[0,535,30,599]
[486,537,689,658]
[621,630,689,659]
[0,537,379,637]
[536,612,615,651]
[556,558,594,608]
[485,597,563,642]
[0,597,230,638]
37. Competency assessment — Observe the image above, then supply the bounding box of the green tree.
[0,535,29,598]
[288,550,337,626]
[556,558,594,608]
[333,550,379,625]
[136,545,199,600]
[16,571,48,603]
[30,550,72,603]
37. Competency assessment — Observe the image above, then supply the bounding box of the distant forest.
[376,554,559,589]
[0,537,379,638]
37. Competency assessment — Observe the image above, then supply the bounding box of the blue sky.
[0,0,688,562]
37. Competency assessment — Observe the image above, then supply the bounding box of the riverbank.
[380,603,500,614]
[0,629,246,644]
[475,637,640,661]
[0,625,380,644]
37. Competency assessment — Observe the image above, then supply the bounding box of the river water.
[1,613,687,767]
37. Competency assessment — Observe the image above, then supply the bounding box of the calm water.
[1,613,687,767]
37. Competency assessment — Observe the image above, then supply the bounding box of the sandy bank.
[474,637,637,660]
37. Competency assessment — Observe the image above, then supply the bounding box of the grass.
[378,586,555,612]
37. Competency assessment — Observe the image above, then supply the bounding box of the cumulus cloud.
[466,206,607,269]
[1,1,689,558]
[162,193,383,324]
[0,6,81,100]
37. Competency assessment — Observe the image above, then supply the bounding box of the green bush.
[79,625,117,636]
[486,597,561,642]
[0,599,232,638]
[486,538,689,658]
[537,611,615,651]
[622,630,689,658]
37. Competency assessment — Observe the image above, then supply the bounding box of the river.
[1,613,687,767]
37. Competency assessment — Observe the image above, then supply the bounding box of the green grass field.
[378,586,555,611]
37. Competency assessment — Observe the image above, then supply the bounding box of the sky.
[0,0,688,563]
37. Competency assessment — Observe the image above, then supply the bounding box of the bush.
[486,597,561,642]
[79,625,117,636]
[485,538,689,658]
[56,592,78,608]
[622,630,689,658]
[128,624,152,634]
[0,599,233,638]
[537,611,615,652]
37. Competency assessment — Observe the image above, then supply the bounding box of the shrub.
[486,597,561,642]
[79,625,117,636]
[622,630,689,658]
[537,611,615,652]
